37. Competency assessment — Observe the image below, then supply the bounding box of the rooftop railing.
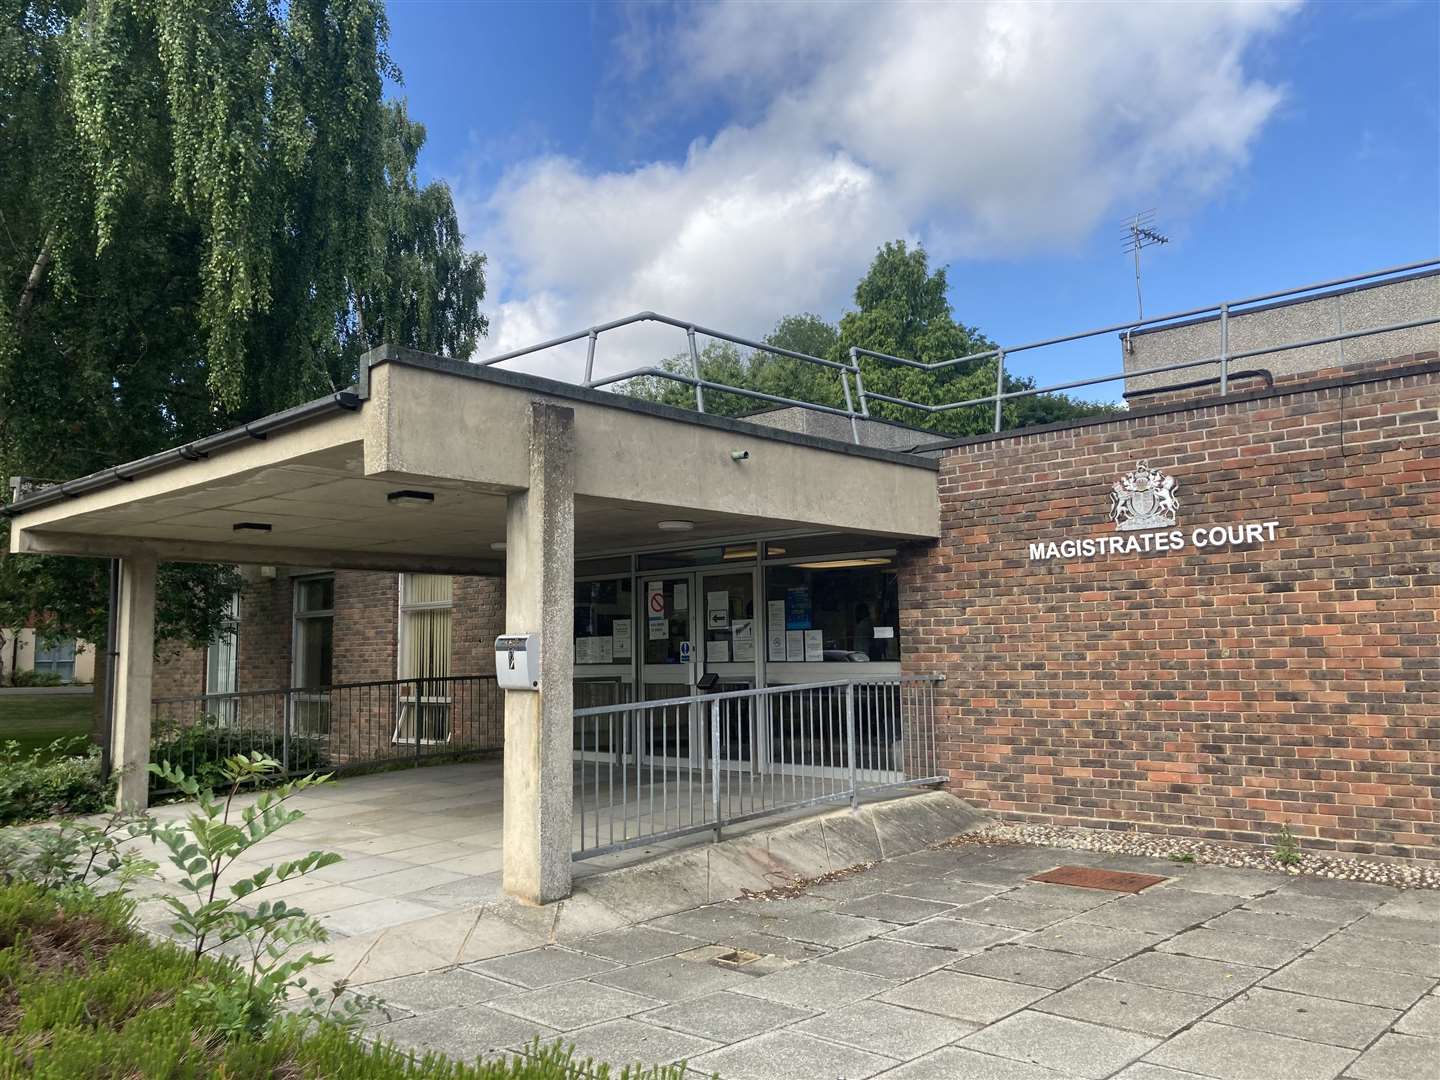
[474,259,1440,444]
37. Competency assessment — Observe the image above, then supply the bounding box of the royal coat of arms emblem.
[1109,461,1179,531]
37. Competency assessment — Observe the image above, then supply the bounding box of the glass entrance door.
[698,568,759,765]
[639,575,699,761]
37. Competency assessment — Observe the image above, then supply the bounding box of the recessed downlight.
[657,519,695,532]
[386,489,435,507]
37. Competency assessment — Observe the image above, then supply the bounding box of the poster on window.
[786,630,804,662]
[597,636,614,664]
[767,621,787,662]
[705,590,729,630]
[673,583,688,611]
[706,639,730,663]
[803,629,824,662]
[612,618,632,659]
[786,587,811,630]
[732,618,755,662]
[646,582,667,641]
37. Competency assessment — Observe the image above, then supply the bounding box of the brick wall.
[900,359,1439,861]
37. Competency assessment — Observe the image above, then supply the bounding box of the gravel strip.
[939,823,1439,890]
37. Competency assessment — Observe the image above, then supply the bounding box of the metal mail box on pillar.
[495,634,540,689]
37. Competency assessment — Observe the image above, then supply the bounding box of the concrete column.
[112,554,157,810]
[502,401,575,904]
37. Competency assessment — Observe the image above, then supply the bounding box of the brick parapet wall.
[900,363,1439,861]
[1124,351,1437,409]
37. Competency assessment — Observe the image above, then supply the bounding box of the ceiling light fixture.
[489,542,507,552]
[233,522,273,533]
[386,489,435,507]
[657,519,695,532]
[790,557,892,570]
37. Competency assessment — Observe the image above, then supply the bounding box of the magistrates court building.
[5,262,1436,904]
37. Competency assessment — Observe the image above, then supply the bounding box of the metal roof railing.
[473,259,1440,445]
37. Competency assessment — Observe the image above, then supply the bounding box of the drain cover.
[712,948,762,968]
[1030,865,1167,893]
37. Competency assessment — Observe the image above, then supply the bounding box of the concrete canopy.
[6,348,940,570]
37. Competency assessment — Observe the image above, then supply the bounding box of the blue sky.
[383,0,1438,392]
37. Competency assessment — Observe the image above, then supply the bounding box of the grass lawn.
[0,691,96,758]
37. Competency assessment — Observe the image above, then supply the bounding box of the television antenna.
[1122,209,1169,320]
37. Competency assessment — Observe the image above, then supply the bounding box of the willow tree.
[0,0,486,688]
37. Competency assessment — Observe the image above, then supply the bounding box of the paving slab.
[1347,1032,1440,1080]
[1308,933,1440,977]
[1344,913,1440,945]
[1244,891,1376,923]
[1165,866,1278,898]
[793,999,975,1060]
[1395,995,1440,1037]
[959,1010,1160,1080]
[1111,1065,1215,1080]
[364,967,515,1013]
[945,897,1072,931]
[835,893,958,924]
[890,878,1008,905]
[374,1004,559,1059]
[1276,877,1397,904]
[688,1029,897,1080]
[487,982,663,1031]
[638,990,814,1043]
[876,970,1049,1024]
[589,952,756,1004]
[876,1046,1071,1079]
[1209,987,1399,1049]
[1203,908,1341,944]
[816,938,954,979]
[1374,891,1440,921]
[884,917,1024,952]
[1023,918,1165,960]
[1261,957,1435,1010]
[949,944,1112,989]
[1105,950,1269,999]
[1034,976,1215,1037]
[1158,927,1307,968]
[319,897,446,937]
[569,925,708,965]
[765,909,893,948]
[734,960,898,1011]
[554,1018,718,1069]
[1005,882,1122,912]
[466,946,620,989]
[1144,1021,1357,1080]
[948,862,1053,887]
[1075,890,1240,934]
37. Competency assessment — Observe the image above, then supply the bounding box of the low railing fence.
[571,674,944,859]
[149,674,502,794]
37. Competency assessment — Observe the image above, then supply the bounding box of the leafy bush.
[0,883,697,1078]
[149,715,327,797]
[7,668,66,687]
[0,740,111,825]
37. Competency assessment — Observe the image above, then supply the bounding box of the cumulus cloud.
[466,0,1297,377]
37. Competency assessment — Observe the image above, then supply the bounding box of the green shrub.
[7,669,65,688]
[148,716,327,797]
[0,883,698,1079]
[0,740,111,825]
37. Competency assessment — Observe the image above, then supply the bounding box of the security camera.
[730,450,750,462]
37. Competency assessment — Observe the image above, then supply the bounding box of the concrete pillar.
[112,554,157,810]
[502,401,575,904]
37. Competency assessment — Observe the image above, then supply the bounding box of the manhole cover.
[712,948,762,969]
[1029,865,1167,893]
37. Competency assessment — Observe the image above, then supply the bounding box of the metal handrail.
[151,672,496,706]
[572,672,944,718]
[471,259,1440,443]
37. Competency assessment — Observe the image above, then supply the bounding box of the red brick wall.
[901,361,1439,861]
[151,643,205,700]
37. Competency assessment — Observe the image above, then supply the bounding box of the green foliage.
[625,240,1121,437]
[6,668,64,688]
[0,1,487,656]
[1274,824,1301,867]
[148,715,327,798]
[0,739,110,825]
[0,805,155,890]
[0,884,699,1078]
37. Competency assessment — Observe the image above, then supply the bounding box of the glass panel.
[577,555,630,576]
[638,544,749,571]
[700,572,754,667]
[642,578,694,666]
[574,578,633,666]
[296,576,334,613]
[295,616,333,688]
[402,573,452,606]
[764,562,899,661]
[766,534,897,559]
[401,607,452,680]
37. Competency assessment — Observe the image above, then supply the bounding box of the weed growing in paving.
[1273,823,1302,867]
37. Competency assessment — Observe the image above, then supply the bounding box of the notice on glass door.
[646,582,667,641]
[673,583,689,611]
[803,630,824,662]
[767,621,787,662]
[732,618,755,662]
[612,618,632,659]
[785,630,804,662]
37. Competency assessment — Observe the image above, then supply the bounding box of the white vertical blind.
[400,574,453,680]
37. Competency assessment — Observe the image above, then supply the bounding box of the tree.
[0,2,486,697]
[626,240,1118,436]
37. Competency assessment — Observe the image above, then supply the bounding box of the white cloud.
[464,0,1297,378]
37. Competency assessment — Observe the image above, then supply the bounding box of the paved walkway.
[355,844,1439,1080]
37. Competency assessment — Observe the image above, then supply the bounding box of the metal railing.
[149,675,502,794]
[571,675,944,859]
[472,259,1440,443]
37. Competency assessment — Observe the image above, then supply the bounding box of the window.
[206,593,240,723]
[573,578,633,667]
[292,576,334,734]
[34,639,77,682]
[396,574,453,743]
[765,559,899,662]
